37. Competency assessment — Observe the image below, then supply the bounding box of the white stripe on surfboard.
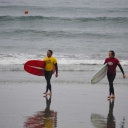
[28,65,44,70]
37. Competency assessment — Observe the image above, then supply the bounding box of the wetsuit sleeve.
[104,58,107,64]
[55,63,58,74]
[118,64,125,74]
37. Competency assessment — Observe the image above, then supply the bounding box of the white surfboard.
[91,63,108,84]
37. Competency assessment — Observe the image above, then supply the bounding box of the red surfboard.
[24,60,55,76]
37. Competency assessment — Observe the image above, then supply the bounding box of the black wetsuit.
[44,63,58,92]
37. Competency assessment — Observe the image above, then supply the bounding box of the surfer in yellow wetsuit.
[43,50,58,95]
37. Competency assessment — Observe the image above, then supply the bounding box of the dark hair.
[48,50,53,55]
[109,50,115,57]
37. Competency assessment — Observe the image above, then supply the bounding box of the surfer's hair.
[109,50,115,57]
[48,50,53,55]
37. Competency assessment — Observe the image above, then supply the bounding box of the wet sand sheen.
[0,81,128,128]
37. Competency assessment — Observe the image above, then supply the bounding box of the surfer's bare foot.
[111,95,115,98]
[48,92,52,96]
[107,95,111,98]
[43,92,47,95]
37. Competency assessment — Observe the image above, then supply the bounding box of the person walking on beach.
[43,50,58,95]
[104,50,126,99]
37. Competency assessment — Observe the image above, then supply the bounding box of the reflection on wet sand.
[91,99,116,128]
[107,99,116,128]
[24,96,57,128]
[91,99,126,128]
[91,113,106,128]
[120,117,125,128]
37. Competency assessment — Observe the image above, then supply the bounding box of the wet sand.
[0,79,128,128]
[0,68,128,128]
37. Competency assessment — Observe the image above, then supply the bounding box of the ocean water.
[0,1,128,128]
[0,0,128,72]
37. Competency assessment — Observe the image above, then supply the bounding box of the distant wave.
[0,16,128,23]
[0,29,115,38]
[0,52,128,66]
[0,4,128,11]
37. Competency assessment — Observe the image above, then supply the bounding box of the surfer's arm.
[118,64,126,78]
[118,64,125,75]
[55,63,58,74]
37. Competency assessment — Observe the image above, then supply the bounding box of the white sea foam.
[0,52,128,66]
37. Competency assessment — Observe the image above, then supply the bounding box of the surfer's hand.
[55,74,58,77]
[123,74,126,78]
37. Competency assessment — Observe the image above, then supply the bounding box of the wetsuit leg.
[107,73,116,95]
[44,71,53,92]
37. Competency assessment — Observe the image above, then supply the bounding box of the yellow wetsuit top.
[43,56,57,71]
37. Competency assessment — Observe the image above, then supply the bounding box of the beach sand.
[0,70,128,128]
